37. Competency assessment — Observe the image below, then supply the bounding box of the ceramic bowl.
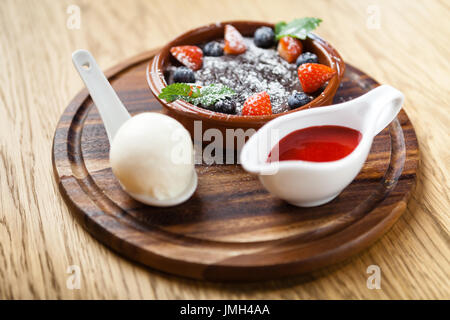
[147,21,345,148]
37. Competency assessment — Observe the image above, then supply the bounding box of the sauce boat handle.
[366,85,404,136]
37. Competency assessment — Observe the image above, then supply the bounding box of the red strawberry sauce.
[267,125,362,163]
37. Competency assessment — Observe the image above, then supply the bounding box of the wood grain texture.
[53,53,418,281]
[0,0,449,298]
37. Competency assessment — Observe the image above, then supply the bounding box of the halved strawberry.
[277,36,303,63]
[242,91,272,116]
[297,63,336,93]
[224,24,246,54]
[170,45,203,71]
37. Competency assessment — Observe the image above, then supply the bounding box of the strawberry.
[170,45,203,71]
[224,24,246,54]
[242,91,272,116]
[297,63,336,93]
[277,36,303,63]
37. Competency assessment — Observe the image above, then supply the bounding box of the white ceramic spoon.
[72,49,197,207]
[241,85,404,207]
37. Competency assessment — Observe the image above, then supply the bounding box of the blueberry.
[253,27,275,48]
[288,92,312,109]
[213,97,236,114]
[173,67,195,83]
[296,52,319,67]
[203,41,224,56]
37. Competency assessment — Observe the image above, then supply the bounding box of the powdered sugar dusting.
[197,38,301,114]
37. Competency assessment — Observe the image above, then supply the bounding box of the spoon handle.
[72,50,131,143]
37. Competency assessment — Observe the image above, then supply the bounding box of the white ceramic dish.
[240,85,404,207]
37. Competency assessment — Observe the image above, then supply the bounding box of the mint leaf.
[275,17,322,40]
[192,84,235,106]
[274,21,287,35]
[158,83,235,106]
[158,83,192,102]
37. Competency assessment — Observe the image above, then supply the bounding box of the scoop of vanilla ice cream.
[110,112,194,201]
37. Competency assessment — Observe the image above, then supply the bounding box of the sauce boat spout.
[240,85,404,207]
[351,85,404,137]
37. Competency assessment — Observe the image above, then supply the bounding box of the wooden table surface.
[0,0,448,299]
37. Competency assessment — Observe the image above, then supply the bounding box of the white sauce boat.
[240,85,404,207]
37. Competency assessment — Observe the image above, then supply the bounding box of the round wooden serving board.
[52,50,419,281]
